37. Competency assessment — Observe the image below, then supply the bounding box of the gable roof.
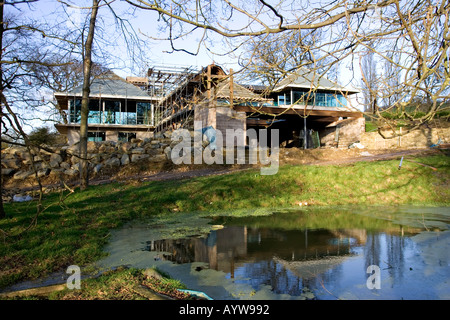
[215,80,271,102]
[273,67,359,94]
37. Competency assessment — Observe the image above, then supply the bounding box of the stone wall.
[360,126,449,149]
[1,134,175,184]
[320,117,365,148]
[3,122,448,187]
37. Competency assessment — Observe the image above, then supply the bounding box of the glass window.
[122,112,136,125]
[69,99,82,123]
[285,92,291,105]
[104,101,120,124]
[89,99,100,110]
[293,91,305,105]
[88,110,101,124]
[137,102,152,125]
[337,94,347,107]
[326,94,335,107]
[278,94,285,106]
[118,132,136,142]
[315,93,326,106]
[306,92,315,105]
[88,132,105,142]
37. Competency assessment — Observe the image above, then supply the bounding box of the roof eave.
[54,92,157,101]
[272,84,360,94]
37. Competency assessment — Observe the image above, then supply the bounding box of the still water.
[98,206,450,300]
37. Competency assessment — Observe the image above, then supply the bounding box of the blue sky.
[16,0,236,76]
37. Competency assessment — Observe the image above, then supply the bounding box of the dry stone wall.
[1,133,177,184]
[360,126,449,149]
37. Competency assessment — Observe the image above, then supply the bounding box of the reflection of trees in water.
[234,260,304,296]
[151,238,197,264]
[364,233,382,270]
[317,263,344,295]
[364,232,408,286]
[386,234,406,285]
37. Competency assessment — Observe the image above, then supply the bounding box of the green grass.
[365,121,378,132]
[0,153,449,289]
[47,267,190,300]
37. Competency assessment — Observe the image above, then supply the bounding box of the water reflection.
[145,209,446,298]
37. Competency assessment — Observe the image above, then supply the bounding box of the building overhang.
[55,123,155,135]
[272,84,360,95]
[234,105,363,118]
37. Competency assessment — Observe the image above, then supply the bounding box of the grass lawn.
[0,153,449,292]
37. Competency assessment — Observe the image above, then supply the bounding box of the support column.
[304,117,307,149]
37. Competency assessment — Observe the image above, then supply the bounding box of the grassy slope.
[0,153,448,289]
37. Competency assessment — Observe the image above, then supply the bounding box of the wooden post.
[207,64,212,106]
[229,68,234,108]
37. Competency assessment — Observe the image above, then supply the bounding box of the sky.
[7,0,365,133]
[15,0,362,84]
[16,0,233,75]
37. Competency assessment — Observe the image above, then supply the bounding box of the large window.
[293,91,305,105]
[315,93,326,106]
[290,90,347,107]
[67,98,154,125]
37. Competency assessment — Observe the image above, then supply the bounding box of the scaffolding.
[146,65,205,133]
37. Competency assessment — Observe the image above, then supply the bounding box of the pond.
[96,206,450,300]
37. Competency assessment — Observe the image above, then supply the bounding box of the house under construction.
[54,63,364,148]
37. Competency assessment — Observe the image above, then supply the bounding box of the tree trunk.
[79,0,100,190]
[0,0,6,219]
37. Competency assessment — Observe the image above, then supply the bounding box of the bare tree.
[360,48,378,114]
[239,29,326,89]
[29,57,109,124]
[1,0,74,220]
[125,0,449,138]
[382,54,402,111]
[1,0,6,219]
[78,0,100,190]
